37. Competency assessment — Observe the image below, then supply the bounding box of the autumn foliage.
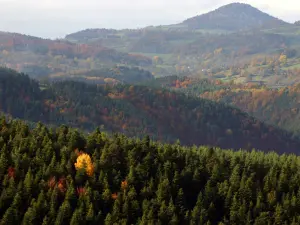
[2,118,300,224]
[121,180,128,190]
[76,187,86,196]
[74,153,94,176]
[58,177,66,193]
[111,193,118,200]
[2,69,300,153]
[7,167,15,178]
[48,177,56,189]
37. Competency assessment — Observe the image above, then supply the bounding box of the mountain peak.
[222,2,256,7]
[181,2,290,31]
[219,2,257,8]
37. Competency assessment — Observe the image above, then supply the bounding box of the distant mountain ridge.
[1,2,300,84]
[181,3,291,31]
[65,2,292,39]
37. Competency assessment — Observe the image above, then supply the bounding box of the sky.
[0,0,299,39]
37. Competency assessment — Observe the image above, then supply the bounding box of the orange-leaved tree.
[74,153,94,176]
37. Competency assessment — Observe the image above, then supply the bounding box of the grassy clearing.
[282,63,300,70]
[263,25,300,35]
[129,52,174,61]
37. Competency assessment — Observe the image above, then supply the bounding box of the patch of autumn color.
[291,108,298,114]
[7,167,15,178]
[60,108,66,114]
[108,93,125,99]
[215,80,222,85]
[181,79,192,88]
[76,187,86,196]
[111,193,118,200]
[44,100,51,106]
[2,50,9,55]
[214,48,223,55]
[48,177,56,189]
[58,177,66,193]
[122,124,127,130]
[128,53,152,62]
[78,116,89,123]
[104,78,118,84]
[74,152,94,176]
[85,76,103,81]
[129,86,135,92]
[279,54,287,64]
[121,180,128,190]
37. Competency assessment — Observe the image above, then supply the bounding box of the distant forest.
[1,68,300,154]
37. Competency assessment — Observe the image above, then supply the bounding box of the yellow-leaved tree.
[279,54,287,65]
[74,153,94,176]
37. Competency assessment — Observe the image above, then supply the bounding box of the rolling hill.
[45,66,155,85]
[0,31,153,78]
[200,84,300,136]
[0,3,300,85]
[0,3,299,83]
[146,76,300,137]
[63,3,300,82]
[180,3,290,31]
[1,68,300,154]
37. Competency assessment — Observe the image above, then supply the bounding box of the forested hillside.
[63,3,300,83]
[146,76,300,136]
[47,66,154,85]
[1,3,300,83]
[1,119,300,224]
[0,32,153,78]
[1,68,300,153]
[201,84,300,136]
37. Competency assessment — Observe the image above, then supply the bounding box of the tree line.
[2,68,300,153]
[1,118,300,224]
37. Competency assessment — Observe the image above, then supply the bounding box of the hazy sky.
[0,0,299,38]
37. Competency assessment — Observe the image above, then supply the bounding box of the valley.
[0,2,300,154]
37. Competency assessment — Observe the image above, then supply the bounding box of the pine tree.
[36,191,47,221]
[54,200,72,225]
[112,197,121,222]
[0,144,9,179]
[24,168,33,195]
[104,213,113,225]
[274,204,283,225]
[170,214,179,225]
[86,203,95,223]
[229,164,240,192]
[230,194,240,224]
[42,216,50,225]
[22,206,37,225]
[158,201,167,223]
[254,212,270,225]
[70,208,84,225]
[176,188,186,217]
[65,181,77,208]
[0,207,18,225]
